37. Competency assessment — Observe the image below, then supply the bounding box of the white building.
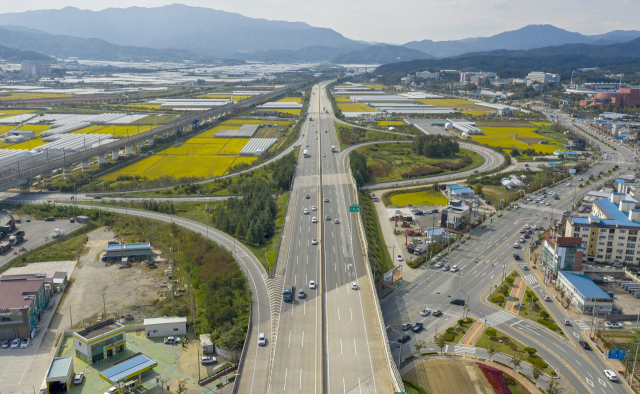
[21,61,52,76]
[460,71,496,83]
[416,71,440,80]
[526,72,561,85]
[144,316,187,338]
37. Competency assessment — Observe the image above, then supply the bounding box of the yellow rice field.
[218,139,249,155]
[73,125,155,138]
[233,95,252,102]
[531,122,552,126]
[470,125,564,154]
[99,156,165,181]
[196,126,241,138]
[272,109,301,115]
[0,93,73,101]
[17,125,49,132]
[462,110,491,116]
[0,110,35,119]
[480,127,547,140]
[231,156,257,167]
[5,138,47,150]
[222,119,292,126]
[362,84,388,90]
[277,97,302,103]
[101,155,237,180]
[0,125,15,133]
[337,103,378,112]
[333,96,350,102]
[377,121,405,125]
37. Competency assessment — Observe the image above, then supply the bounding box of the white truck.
[414,244,429,255]
[331,145,336,153]
[303,149,309,158]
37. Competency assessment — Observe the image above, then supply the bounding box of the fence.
[348,166,404,392]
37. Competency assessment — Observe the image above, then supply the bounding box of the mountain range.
[0,6,639,64]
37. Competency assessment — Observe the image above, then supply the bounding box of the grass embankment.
[3,203,250,349]
[359,191,393,281]
[335,122,410,146]
[443,318,475,343]
[488,270,520,307]
[355,143,483,183]
[476,329,555,376]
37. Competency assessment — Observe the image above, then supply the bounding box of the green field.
[389,189,449,207]
[355,143,483,183]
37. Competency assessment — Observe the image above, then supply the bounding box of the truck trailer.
[9,231,25,245]
[0,241,11,254]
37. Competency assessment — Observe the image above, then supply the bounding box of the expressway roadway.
[381,115,636,394]
[268,83,396,393]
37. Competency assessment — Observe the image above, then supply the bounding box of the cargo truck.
[414,244,429,255]
[283,283,293,302]
[303,149,309,158]
[9,231,24,245]
[0,219,16,237]
[331,146,336,153]
[0,241,11,254]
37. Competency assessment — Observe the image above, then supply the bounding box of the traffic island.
[442,318,476,344]
[488,270,520,308]
[518,287,566,338]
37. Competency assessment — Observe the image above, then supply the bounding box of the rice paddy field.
[333,96,351,102]
[0,125,15,133]
[3,138,47,150]
[100,155,241,180]
[377,121,405,126]
[0,110,35,119]
[471,125,563,154]
[0,93,73,101]
[71,124,156,138]
[337,103,378,113]
[272,109,301,115]
[277,97,302,103]
[218,139,250,155]
[462,110,491,116]
[415,98,473,106]
[233,95,252,102]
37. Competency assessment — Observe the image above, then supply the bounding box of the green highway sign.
[349,205,360,213]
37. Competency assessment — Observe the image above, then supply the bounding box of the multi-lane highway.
[381,110,636,394]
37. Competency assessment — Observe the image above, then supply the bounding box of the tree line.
[411,135,460,157]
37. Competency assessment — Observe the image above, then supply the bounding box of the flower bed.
[476,363,530,394]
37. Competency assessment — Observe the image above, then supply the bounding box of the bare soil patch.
[403,359,494,394]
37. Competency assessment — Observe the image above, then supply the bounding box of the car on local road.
[604,370,618,381]
[398,334,411,343]
[412,322,423,332]
[306,194,310,199]
[73,372,84,384]
[543,295,551,301]
[451,266,459,273]
[432,309,442,317]
[397,254,404,262]
[513,254,520,260]
[420,309,431,317]
[201,356,217,365]
[579,341,591,350]
[334,218,339,224]
[401,323,412,331]
[434,262,443,268]
[324,198,329,202]
[325,215,330,220]
[303,208,309,215]
[605,322,623,329]
[513,243,519,249]
[442,265,450,271]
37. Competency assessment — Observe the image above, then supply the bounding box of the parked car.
[420,309,431,317]
[20,338,30,349]
[25,217,31,222]
[201,356,217,365]
[605,322,623,329]
[164,336,181,344]
[1,339,9,348]
[103,388,118,394]
[396,254,404,262]
[10,338,20,349]
[73,372,85,384]
[258,333,266,346]
[45,217,55,221]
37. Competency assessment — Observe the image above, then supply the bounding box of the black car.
[45,217,55,222]
[412,322,423,332]
[450,298,465,306]
[398,334,411,343]
[432,209,439,213]
[513,254,520,260]
[579,340,591,350]
[414,211,423,216]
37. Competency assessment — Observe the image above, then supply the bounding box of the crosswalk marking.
[574,320,590,330]
[522,274,537,284]
[454,345,476,355]
[483,310,514,327]
[521,204,564,215]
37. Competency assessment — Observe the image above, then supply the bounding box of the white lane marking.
[340,338,343,354]
[284,368,287,391]
[302,331,304,348]
[350,308,353,321]
[288,331,291,348]
[586,378,594,387]
[338,308,340,321]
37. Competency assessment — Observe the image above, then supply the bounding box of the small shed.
[75,216,90,224]
[46,357,74,393]
[52,271,68,293]
[200,333,214,354]
[144,316,187,338]
[9,130,35,139]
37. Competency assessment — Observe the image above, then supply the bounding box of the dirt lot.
[62,227,171,328]
[600,280,640,318]
[403,359,494,394]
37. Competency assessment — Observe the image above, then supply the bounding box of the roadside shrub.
[446,327,455,333]
[536,318,559,331]
[445,332,455,341]
[491,296,505,303]
[527,356,548,369]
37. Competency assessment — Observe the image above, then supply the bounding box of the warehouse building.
[0,274,51,340]
[103,242,153,262]
[45,357,74,393]
[73,319,126,364]
[144,316,187,338]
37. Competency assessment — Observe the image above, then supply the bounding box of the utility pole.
[171,234,175,316]
[102,293,107,318]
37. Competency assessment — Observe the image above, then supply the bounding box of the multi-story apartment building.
[565,193,640,264]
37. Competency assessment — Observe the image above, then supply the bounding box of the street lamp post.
[101,293,107,318]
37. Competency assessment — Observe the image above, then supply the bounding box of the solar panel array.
[403,118,454,136]
[214,124,260,138]
[240,138,277,156]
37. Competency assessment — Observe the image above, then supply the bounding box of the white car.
[10,338,20,349]
[420,309,431,317]
[396,254,404,262]
[605,321,623,329]
[604,370,618,381]
[546,202,551,206]
[303,208,309,215]
[20,338,30,349]
[334,218,339,224]
[513,243,519,249]
[324,198,329,202]
[312,217,317,223]
[543,295,551,301]
[309,280,316,289]
[566,183,572,187]
[258,333,266,346]
[434,261,443,268]
[73,372,84,384]
[451,266,459,273]
[201,356,217,365]
[103,388,117,394]
[312,206,316,211]
[311,239,317,245]
[351,282,358,290]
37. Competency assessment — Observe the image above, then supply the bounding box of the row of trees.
[411,134,460,158]
[350,150,371,186]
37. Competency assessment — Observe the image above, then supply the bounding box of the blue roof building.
[445,184,475,200]
[46,357,74,392]
[558,272,613,314]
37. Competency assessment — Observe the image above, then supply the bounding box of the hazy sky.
[3,0,640,43]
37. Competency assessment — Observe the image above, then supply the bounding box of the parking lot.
[0,218,82,270]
